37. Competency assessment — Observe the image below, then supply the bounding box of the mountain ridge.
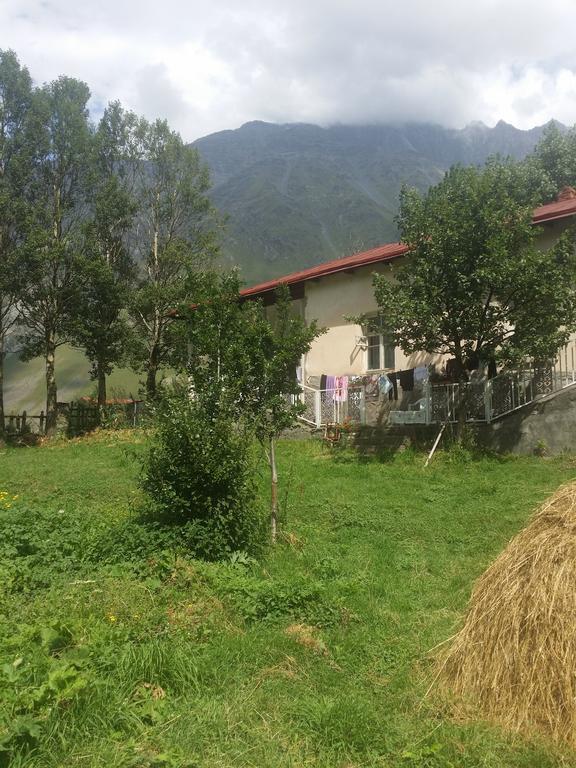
[192,119,562,282]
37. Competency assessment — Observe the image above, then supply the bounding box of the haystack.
[437,481,576,746]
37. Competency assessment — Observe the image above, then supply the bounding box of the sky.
[2,0,576,141]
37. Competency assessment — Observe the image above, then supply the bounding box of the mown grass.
[1,432,576,767]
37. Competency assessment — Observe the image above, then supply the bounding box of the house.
[241,189,576,429]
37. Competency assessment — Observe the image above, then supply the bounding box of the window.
[364,317,395,371]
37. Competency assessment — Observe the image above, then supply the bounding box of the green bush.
[139,393,265,560]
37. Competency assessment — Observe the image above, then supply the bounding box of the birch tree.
[129,119,217,399]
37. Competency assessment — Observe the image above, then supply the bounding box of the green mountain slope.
[4,348,140,415]
[194,120,557,281]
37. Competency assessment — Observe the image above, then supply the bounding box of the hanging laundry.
[320,374,327,391]
[414,366,428,383]
[326,375,336,397]
[398,368,415,391]
[334,375,349,402]
[387,372,399,400]
[377,373,393,396]
[363,374,379,399]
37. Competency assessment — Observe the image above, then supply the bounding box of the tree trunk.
[455,397,467,441]
[452,347,468,442]
[146,353,158,400]
[97,358,107,407]
[45,332,58,436]
[269,436,278,543]
[0,329,5,439]
[146,334,161,401]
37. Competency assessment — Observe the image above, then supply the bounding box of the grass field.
[1,433,575,767]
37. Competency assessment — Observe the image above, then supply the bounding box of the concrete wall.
[478,384,576,455]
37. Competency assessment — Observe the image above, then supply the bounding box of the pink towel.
[333,375,348,402]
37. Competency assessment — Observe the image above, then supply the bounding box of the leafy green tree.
[529,122,576,197]
[181,272,322,541]
[17,77,93,434]
[0,50,33,435]
[72,103,138,406]
[139,386,264,560]
[128,119,218,399]
[371,159,576,429]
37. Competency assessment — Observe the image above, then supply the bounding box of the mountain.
[193,120,559,282]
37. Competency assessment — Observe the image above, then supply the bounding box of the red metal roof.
[240,241,410,299]
[241,194,576,300]
[532,196,576,225]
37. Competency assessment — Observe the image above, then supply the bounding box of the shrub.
[139,392,266,560]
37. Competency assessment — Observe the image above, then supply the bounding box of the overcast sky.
[3,0,576,141]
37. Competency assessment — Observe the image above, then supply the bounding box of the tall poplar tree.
[0,50,33,435]
[72,102,138,405]
[17,77,93,434]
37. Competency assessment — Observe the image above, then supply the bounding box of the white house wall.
[293,219,575,382]
[302,262,443,379]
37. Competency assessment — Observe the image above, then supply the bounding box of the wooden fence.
[3,399,146,438]
[4,410,46,435]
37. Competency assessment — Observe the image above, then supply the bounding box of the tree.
[371,158,576,430]
[529,122,576,197]
[72,102,138,406]
[128,119,218,400]
[17,77,93,434]
[0,50,33,435]
[181,272,322,541]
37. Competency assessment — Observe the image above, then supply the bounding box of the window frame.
[363,317,396,372]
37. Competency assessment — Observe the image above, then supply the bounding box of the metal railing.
[296,385,366,427]
[390,341,576,426]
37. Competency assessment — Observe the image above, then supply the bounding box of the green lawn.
[1,434,575,767]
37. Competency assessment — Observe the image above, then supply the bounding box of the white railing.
[390,341,576,426]
[296,385,366,427]
[299,342,576,428]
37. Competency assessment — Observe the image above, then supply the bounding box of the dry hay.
[437,481,576,747]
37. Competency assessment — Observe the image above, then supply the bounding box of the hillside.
[4,348,140,415]
[194,120,557,281]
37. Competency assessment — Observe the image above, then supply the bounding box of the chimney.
[557,186,576,201]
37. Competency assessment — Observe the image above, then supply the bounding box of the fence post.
[360,387,366,425]
[39,411,45,434]
[315,390,321,428]
[484,380,492,423]
[21,410,27,432]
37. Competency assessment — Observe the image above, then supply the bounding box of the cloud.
[1,0,576,140]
